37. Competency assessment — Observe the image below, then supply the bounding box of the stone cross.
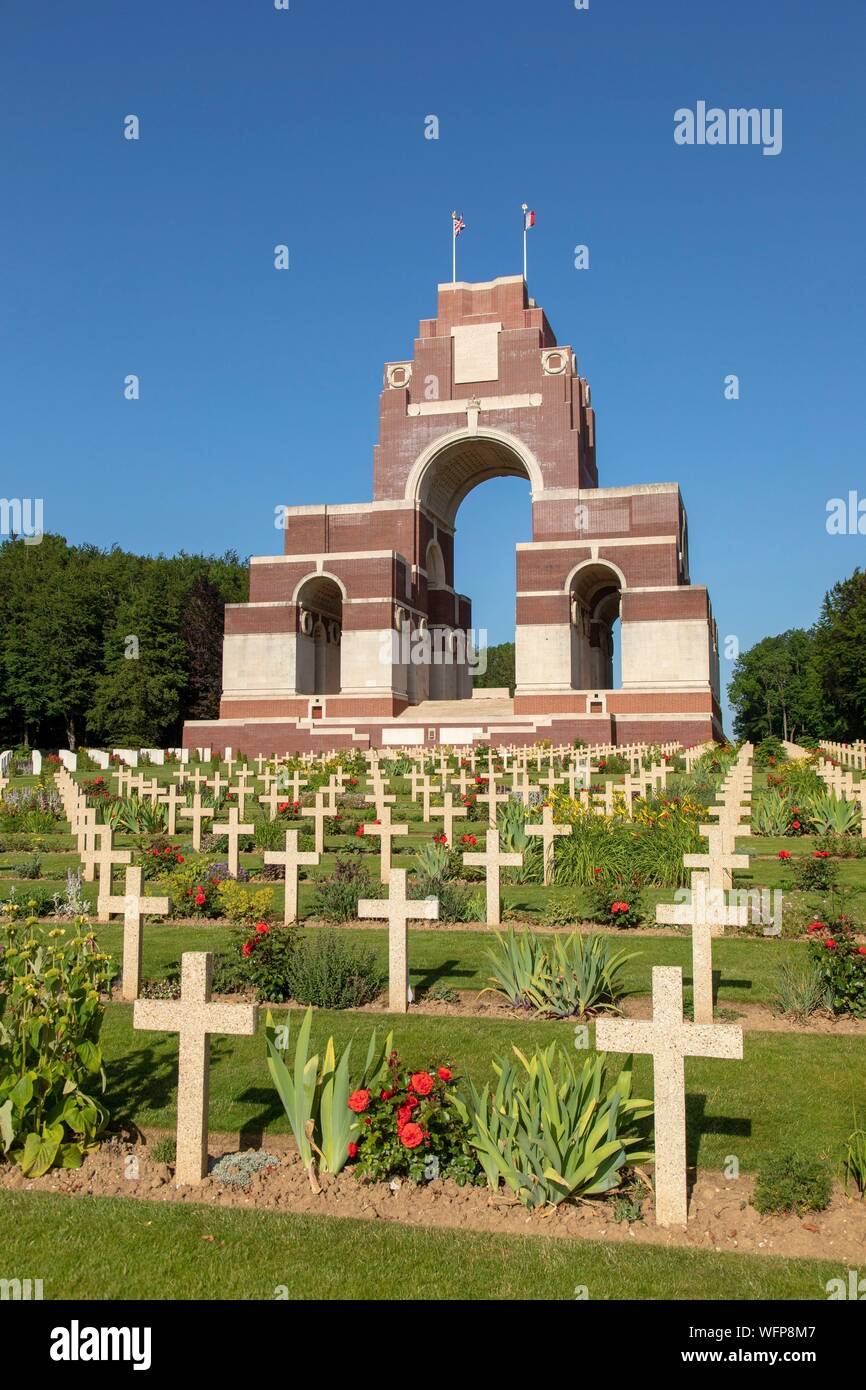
[462,828,522,925]
[210,807,254,878]
[254,754,270,776]
[280,769,308,803]
[186,766,209,795]
[228,780,256,819]
[264,829,320,924]
[364,786,396,820]
[178,793,214,851]
[684,823,750,891]
[358,868,438,1012]
[852,779,866,838]
[309,792,330,855]
[134,952,258,1185]
[361,806,409,883]
[208,769,228,801]
[104,866,170,1001]
[475,778,509,828]
[258,782,285,820]
[525,805,572,885]
[91,830,133,920]
[655,873,747,1024]
[595,965,742,1227]
[158,783,185,836]
[429,791,467,846]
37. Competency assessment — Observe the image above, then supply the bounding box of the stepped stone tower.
[183,274,722,754]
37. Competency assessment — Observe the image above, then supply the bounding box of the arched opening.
[408,432,539,704]
[295,575,342,695]
[567,562,623,691]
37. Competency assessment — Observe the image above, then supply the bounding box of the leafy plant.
[231,922,299,1001]
[772,958,828,1019]
[150,1136,177,1164]
[264,1007,391,1182]
[287,929,383,1009]
[313,855,373,922]
[485,927,634,1018]
[0,916,112,1175]
[808,925,866,1017]
[803,792,860,837]
[752,1149,832,1215]
[842,1117,866,1198]
[215,879,273,926]
[352,1056,477,1185]
[584,877,645,928]
[449,1044,653,1208]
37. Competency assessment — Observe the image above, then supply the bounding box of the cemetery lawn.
[95,921,820,1006]
[101,1003,865,1171]
[0,1190,843,1300]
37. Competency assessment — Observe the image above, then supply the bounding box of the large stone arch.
[404,427,545,528]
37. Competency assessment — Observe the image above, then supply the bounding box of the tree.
[728,629,821,743]
[810,569,866,740]
[179,574,226,721]
[473,641,515,695]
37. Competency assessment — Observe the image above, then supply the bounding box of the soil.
[3,1133,864,1265]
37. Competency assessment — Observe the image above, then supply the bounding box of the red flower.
[399,1122,424,1149]
[380,1089,394,1101]
[410,1071,434,1095]
[858,947,866,957]
[792,821,801,830]
[348,1089,371,1114]
[807,921,826,933]
[437,1067,452,1082]
[176,853,184,863]
[405,1094,419,1111]
[355,826,364,837]
[778,851,791,860]
[254,921,269,935]
[195,892,206,906]
[347,1142,358,1159]
[278,802,289,813]
[593,867,602,875]
[813,851,830,859]
[242,941,254,957]
[397,1104,413,1127]
[824,939,837,950]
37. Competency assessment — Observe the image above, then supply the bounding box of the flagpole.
[521,203,528,282]
[452,210,456,284]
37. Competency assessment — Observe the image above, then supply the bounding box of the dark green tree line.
[728,568,866,742]
[0,535,247,749]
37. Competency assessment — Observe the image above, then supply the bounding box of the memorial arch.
[189,273,723,753]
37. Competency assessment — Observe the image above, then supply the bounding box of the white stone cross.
[655,873,747,1024]
[104,866,170,1001]
[357,868,438,1013]
[364,785,396,820]
[525,805,572,885]
[91,829,133,921]
[264,829,320,924]
[685,822,750,890]
[429,791,467,847]
[210,806,254,878]
[475,777,509,828]
[178,792,215,851]
[462,828,522,925]
[258,782,284,820]
[158,782,185,836]
[309,792,330,855]
[185,766,209,795]
[595,965,742,1227]
[360,805,409,883]
[133,952,258,1185]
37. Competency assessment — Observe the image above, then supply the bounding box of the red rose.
[406,1094,419,1110]
[242,941,254,957]
[348,1089,371,1114]
[397,1104,413,1127]
[278,802,288,813]
[792,821,801,830]
[176,853,184,863]
[255,921,269,935]
[437,1067,452,1082]
[778,851,791,860]
[399,1122,424,1149]
[858,947,866,956]
[380,1089,393,1101]
[410,1071,434,1095]
[347,1142,358,1159]
[824,939,837,950]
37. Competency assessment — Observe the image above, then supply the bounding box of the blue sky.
[2,0,864,729]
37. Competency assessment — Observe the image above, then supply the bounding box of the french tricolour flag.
[523,209,536,230]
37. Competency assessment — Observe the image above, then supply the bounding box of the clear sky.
[2,0,864,730]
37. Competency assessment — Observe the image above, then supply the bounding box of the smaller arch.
[563,555,628,596]
[295,574,343,695]
[291,569,348,608]
[426,539,447,589]
[565,559,623,693]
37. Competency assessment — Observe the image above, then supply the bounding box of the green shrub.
[449,1044,653,1208]
[772,958,828,1019]
[540,892,585,927]
[13,852,42,880]
[313,855,373,922]
[803,792,861,836]
[842,1119,866,1199]
[287,930,383,1008]
[554,814,631,886]
[353,1054,478,1186]
[808,925,866,1017]
[814,832,866,859]
[215,879,274,926]
[584,876,644,928]
[150,1136,177,1164]
[752,1150,832,1215]
[227,923,299,1001]
[0,916,112,1175]
[485,926,635,1018]
[786,852,839,892]
[754,737,787,769]
[751,792,795,837]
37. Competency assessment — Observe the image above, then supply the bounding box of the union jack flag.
[452,212,465,236]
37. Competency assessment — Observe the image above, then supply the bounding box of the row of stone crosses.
[49,739,754,1226]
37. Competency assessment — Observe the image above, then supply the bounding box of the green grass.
[94,920,814,1005]
[0,1190,844,1300]
[101,1002,865,1171]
